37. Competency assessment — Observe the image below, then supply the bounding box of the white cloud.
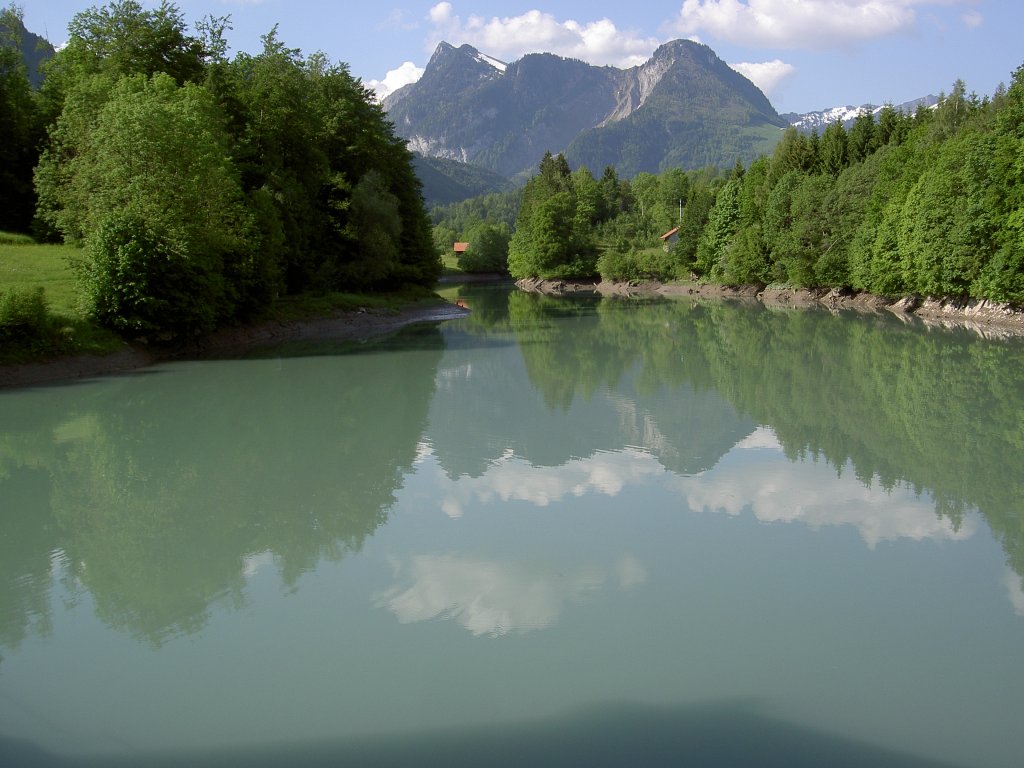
[1003,568,1024,617]
[383,9,420,32]
[375,554,607,636]
[961,9,983,28]
[430,2,454,24]
[425,4,659,68]
[666,430,978,548]
[366,61,425,101]
[437,447,665,519]
[427,427,974,549]
[667,0,975,50]
[376,552,649,636]
[730,59,796,95]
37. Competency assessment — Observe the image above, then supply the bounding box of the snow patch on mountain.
[784,95,938,133]
[474,51,507,73]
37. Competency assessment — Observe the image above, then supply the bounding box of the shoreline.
[5,277,1024,390]
[515,278,1024,338]
[0,302,469,391]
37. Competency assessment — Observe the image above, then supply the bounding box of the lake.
[1,283,1023,767]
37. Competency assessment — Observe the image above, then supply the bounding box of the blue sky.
[22,1,1023,113]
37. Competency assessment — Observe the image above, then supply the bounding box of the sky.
[21,1,1024,114]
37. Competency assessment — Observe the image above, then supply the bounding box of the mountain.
[0,15,56,88]
[384,40,788,180]
[412,153,514,207]
[782,95,938,134]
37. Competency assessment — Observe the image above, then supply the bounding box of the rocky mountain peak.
[385,39,787,179]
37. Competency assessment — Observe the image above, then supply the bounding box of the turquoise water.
[1,284,1022,766]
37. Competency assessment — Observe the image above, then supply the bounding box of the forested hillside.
[500,74,1024,304]
[1,1,439,340]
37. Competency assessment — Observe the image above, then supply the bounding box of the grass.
[441,252,465,276]
[0,232,450,365]
[0,235,125,364]
[0,238,85,316]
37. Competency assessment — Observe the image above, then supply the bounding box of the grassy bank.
[0,233,448,366]
[0,236,124,364]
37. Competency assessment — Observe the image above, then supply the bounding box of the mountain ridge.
[384,39,788,180]
[782,95,939,134]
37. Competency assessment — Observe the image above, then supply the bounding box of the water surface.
[2,285,1022,767]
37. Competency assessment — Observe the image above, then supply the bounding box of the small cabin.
[659,227,680,252]
[453,242,469,257]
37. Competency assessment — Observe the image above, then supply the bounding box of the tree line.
[1,2,439,338]
[446,69,1024,304]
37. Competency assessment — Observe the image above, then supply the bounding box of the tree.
[61,0,205,84]
[508,153,598,279]
[509,191,579,278]
[340,170,402,289]
[848,109,875,163]
[674,176,717,274]
[694,176,740,278]
[64,74,250,335]
[769,126,817,183]
[978,64,1024,302]
[820,121,849,177]
[0,4,43,232]
[459,222,510,273]
[896,132,994,297]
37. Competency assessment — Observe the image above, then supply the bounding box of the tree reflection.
[444,285,1024,588]
[0,327,444,647]
[3,289,1024,651]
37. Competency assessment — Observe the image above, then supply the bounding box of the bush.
[81,213,224,338]
[0,286,54,345]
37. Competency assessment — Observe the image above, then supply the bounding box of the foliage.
[15,0,1024,342]
[507,152,599,279]
[0,286,52,345]
[458,222,510,273]
[28,1,439,340]
[0,4,46,233]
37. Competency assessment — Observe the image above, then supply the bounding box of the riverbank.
[0,301,469,390]
[515,278,1024,338]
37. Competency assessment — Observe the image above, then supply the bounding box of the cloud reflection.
[430,427,974,548]
[1003,568,1024,617]
[376,554,646,636]
[439,448,665,518]
[668,427,976,548]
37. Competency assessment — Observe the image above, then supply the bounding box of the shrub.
[0,286,54,345]
[81,213,223,338]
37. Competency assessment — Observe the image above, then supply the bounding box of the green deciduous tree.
[459,222,510,273]
[61,73,251,335]
[508,153,598,279]
[896,132,995,297]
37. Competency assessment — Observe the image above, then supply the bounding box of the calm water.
[2,284,1023,767]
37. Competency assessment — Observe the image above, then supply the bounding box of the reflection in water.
[375,554,614,636]
[669,427,977,548]
[0,327,445,649]
[1004,568,1024,616]
[435,446,666,517]
[3,287,1023,651]
[1,285,1023,767]
[438,287,1024,583]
